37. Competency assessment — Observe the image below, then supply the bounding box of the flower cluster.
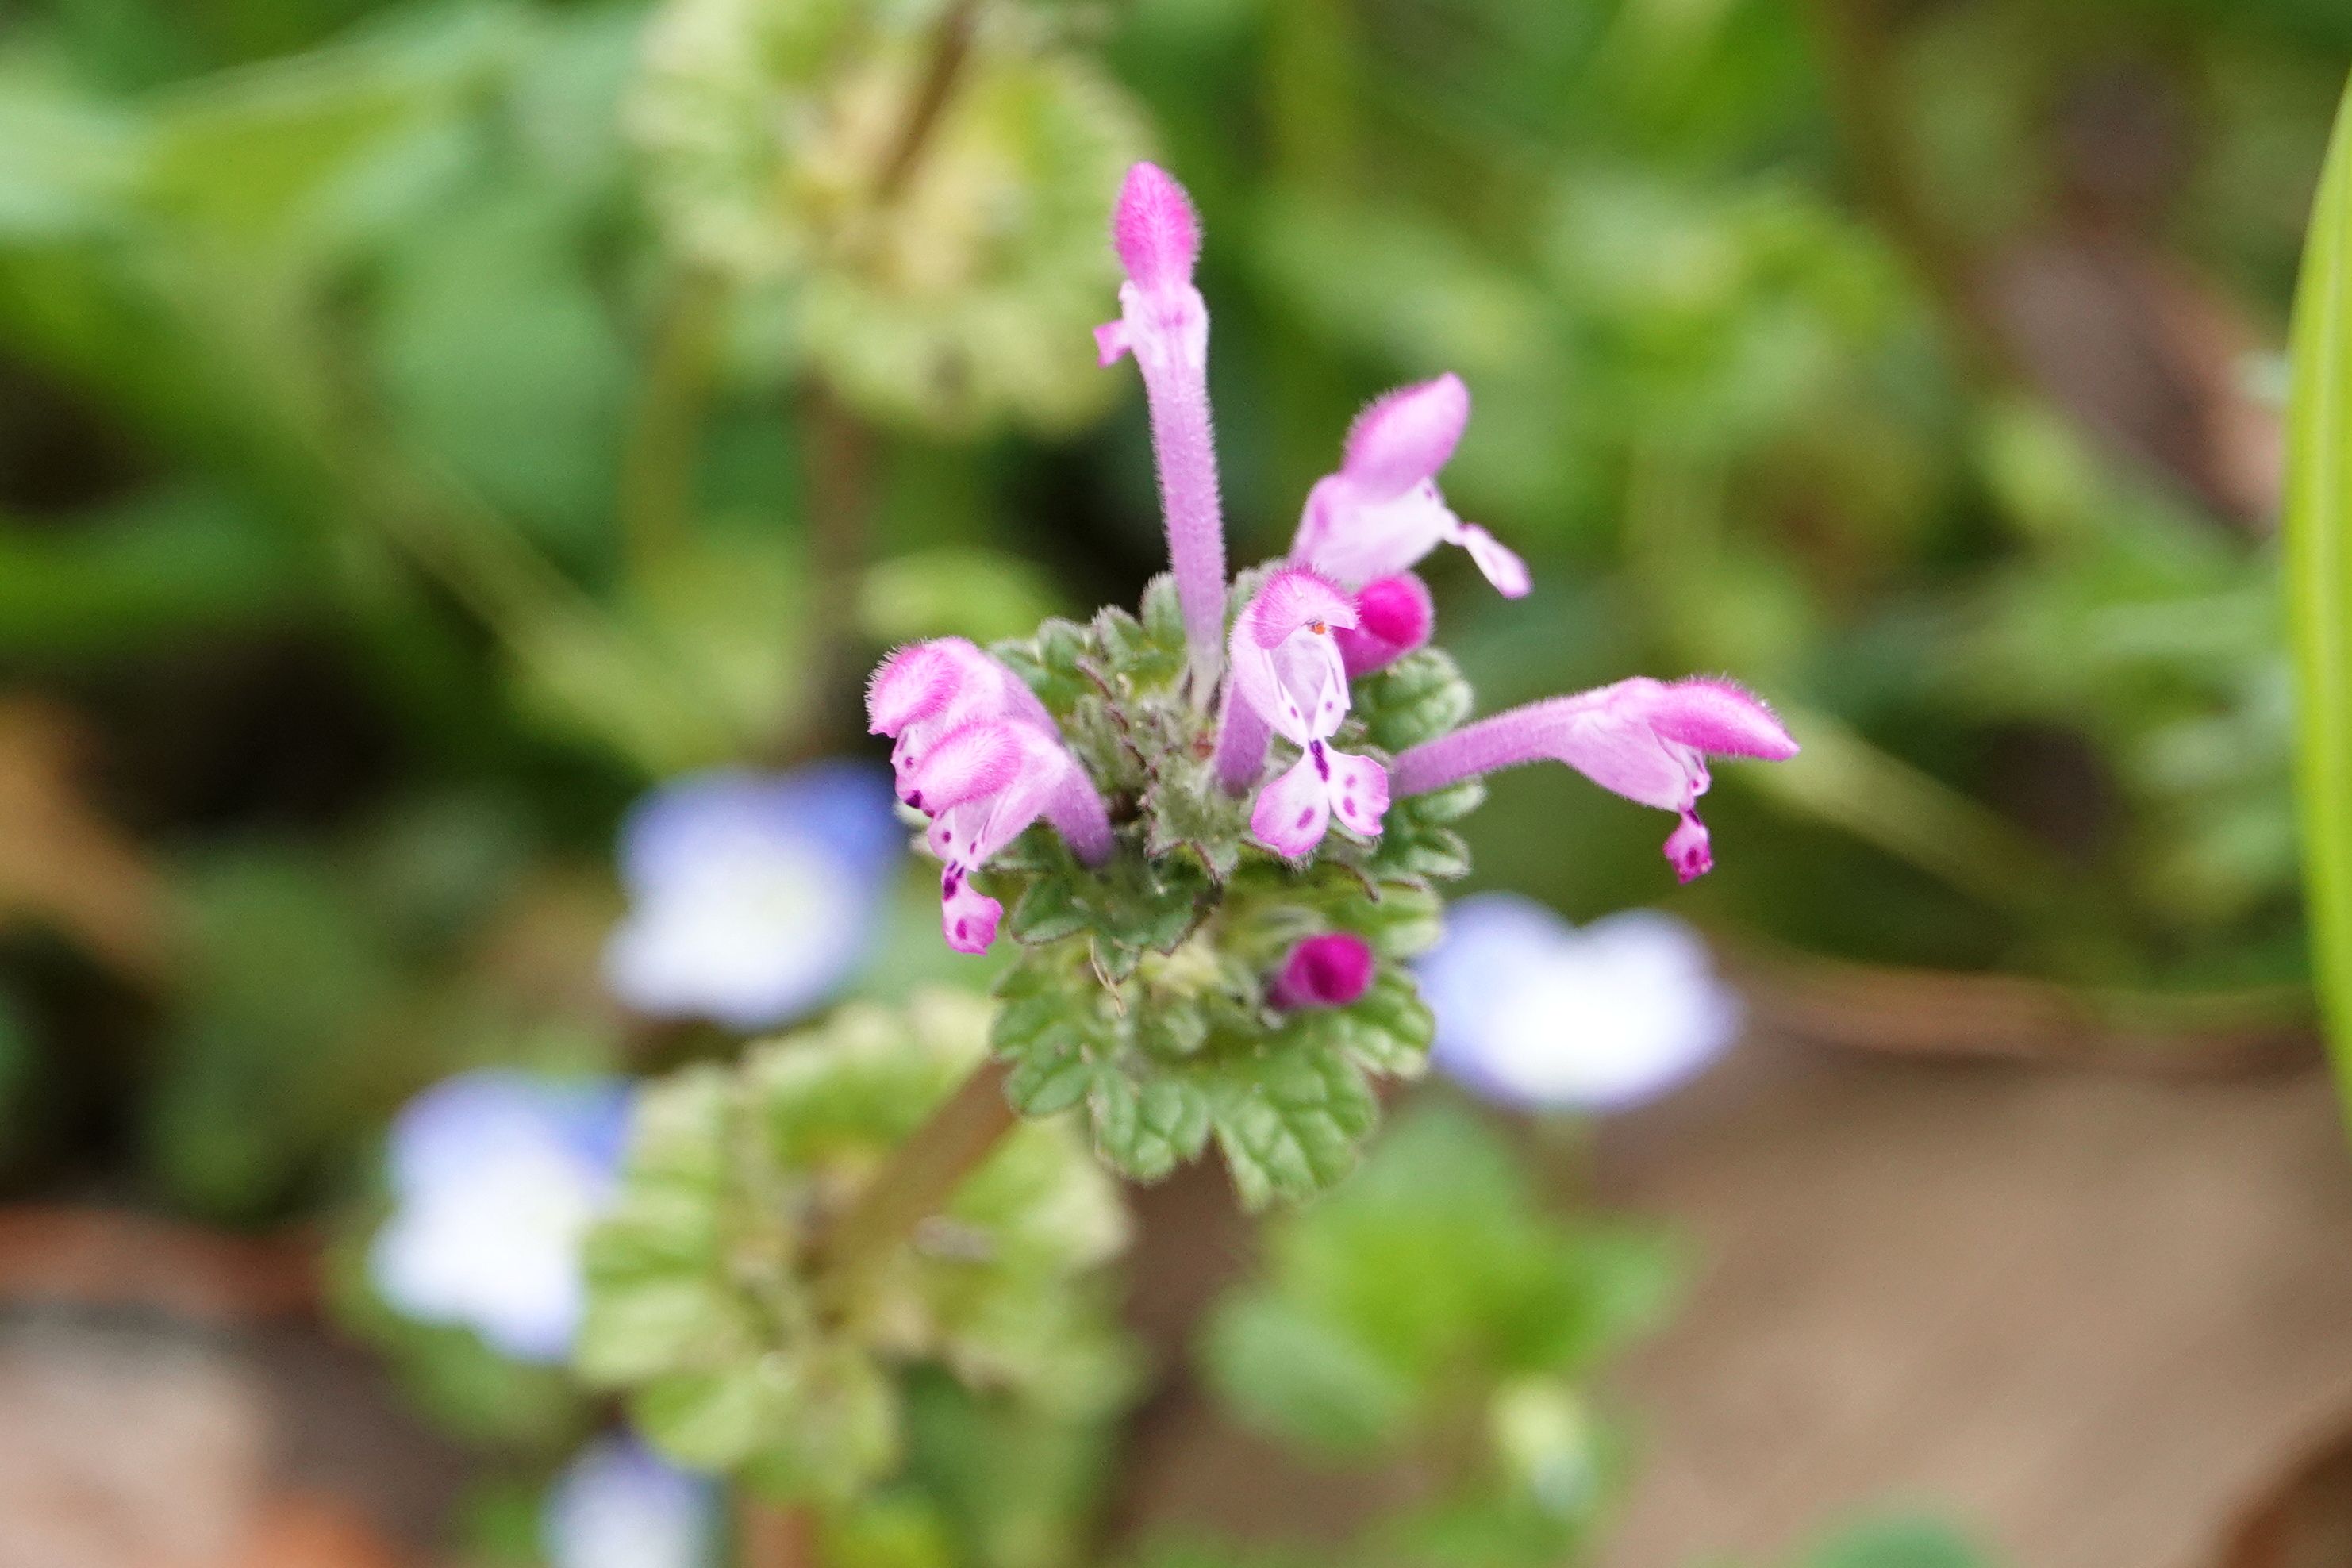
[863,162,1797,1198]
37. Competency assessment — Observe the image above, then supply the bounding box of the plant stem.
[621,268,725,584]
[1801,0,2019,386]
[812,1055,1017,1316]
[797,383,874,751]
[874,0,981,206]
[737,1493,820,1568]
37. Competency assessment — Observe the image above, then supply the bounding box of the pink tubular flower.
[867,637,1055,806]
[1332,573,1434,678]
[1267,932,1376,1009]
[1097,163,1228,694]
[1391,678,1797,882]
[1213,568,1390,856]
[1290,374,1530,599]
[904,721,1113,955]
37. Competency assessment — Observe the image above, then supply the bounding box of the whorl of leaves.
[979,574,1478,1206]
[577,993,1129,1501]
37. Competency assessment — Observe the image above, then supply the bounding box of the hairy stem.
[1801,0,2018,385]
[812,1055,1017,1315]
[875,0,981,206]
[737,1493,821,1568]
[797,383,874,752]
[621,269,724,583]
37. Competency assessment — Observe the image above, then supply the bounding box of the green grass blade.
[2286,74,2352,1133]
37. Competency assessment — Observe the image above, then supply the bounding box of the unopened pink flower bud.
[1267,932,1376,1009]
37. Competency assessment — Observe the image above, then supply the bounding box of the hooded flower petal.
[867,637,1055,803]
[904,719,1113,955]
[604,763,901,1029]
[1228,567,1356,746]
[1420,897,1740,1110]
[1290,374,1529,598]
[1098,163,1227,689]
[1391,678,1797,882]
[371,1072,631,1362]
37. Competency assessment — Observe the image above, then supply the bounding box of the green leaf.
[581,995,1129,1501]
[1209,1045,1379,1210]
[1091,1072,1214,1182]
[1200,1104,1681,1455]
[1200,1293,1416,1454]
[375,188,628,548]
[863,548,1063,645]
[2287,72,2352,1138]
[1797,1516,1993,1568]
[993,617,1096,717]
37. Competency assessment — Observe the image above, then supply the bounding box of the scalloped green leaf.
[1091,1071,1215,1182]
[1209,1046,1380,1210]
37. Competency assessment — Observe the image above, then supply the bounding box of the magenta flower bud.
[1333,573,1434,678]
[1267,932,1376,1010]
[1291,374,1529,598]
[1110,160,1201,293]
[1097,163,1228,695]
[1392,677,1797,882]
[1211,567,1389,855]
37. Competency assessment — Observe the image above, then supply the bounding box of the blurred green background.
[0,0,2346,1560]
[4,0,2344,1209]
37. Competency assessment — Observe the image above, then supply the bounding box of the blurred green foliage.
[0,0,2340,1558]
[0,0,2341,1216]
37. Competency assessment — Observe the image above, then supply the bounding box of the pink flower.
[867,637,1055,807]
[1332,573,1433,678]
[903,720,1113,955]
[1391,678,1797,882]
[1267,932,1377,1009]
[1097,163,1227,693]
[1290,374,1529,599]
[1213,568,1390,856]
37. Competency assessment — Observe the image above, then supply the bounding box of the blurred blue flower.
[544,1435,714,1568]
[1418,894,1741,1111]
[604,763,903,1030]
[370,1070,631,1362]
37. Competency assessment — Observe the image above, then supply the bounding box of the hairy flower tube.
[371,1071,631,1362]
[858,159,1796,1201]
[1097,162,1227,690]
[1420,896,1741,1109]
[1393,678,1800,882]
